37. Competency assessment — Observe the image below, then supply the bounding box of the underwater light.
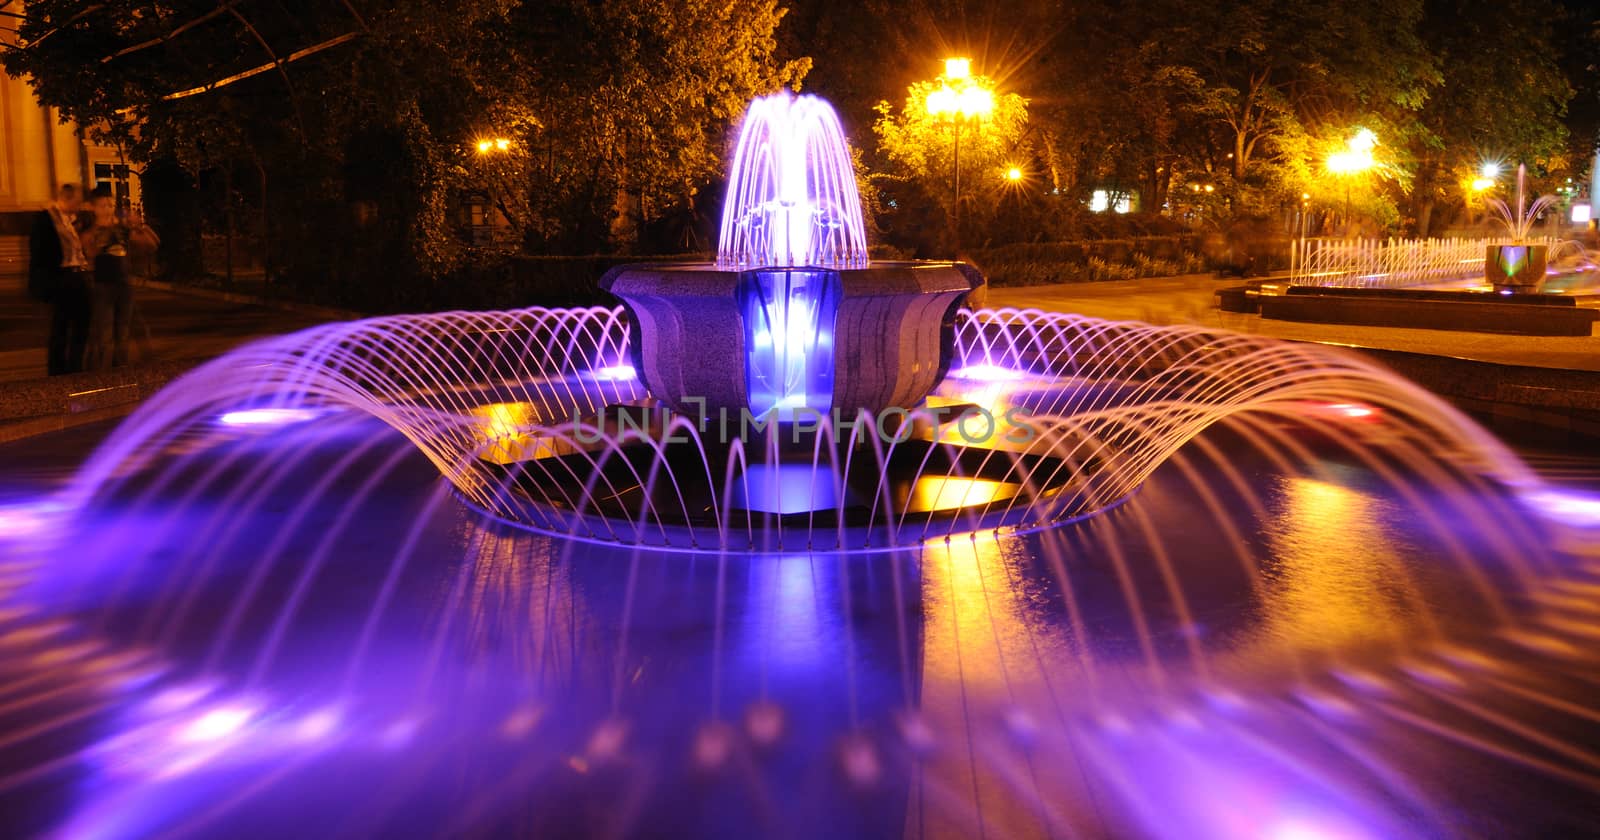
[0,499,67,539]
[947,363,1026,382]
[1522,488,1600,527]
[177,705,256,743]
[587,364,638,381]
[218,408,321,427]
[1305,402,1379,420]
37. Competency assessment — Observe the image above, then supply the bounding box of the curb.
[0,359,198,442]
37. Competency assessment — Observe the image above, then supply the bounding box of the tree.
[1403,0,1573,235]
[873,71,1029,251]
[5,0,807,307]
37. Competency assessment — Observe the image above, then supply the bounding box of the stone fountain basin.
[600,261,983,418]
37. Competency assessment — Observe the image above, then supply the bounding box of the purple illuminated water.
[717,92,868,270]
[0,92,1596,836]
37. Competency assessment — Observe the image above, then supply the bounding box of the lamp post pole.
[1326,128,1377,234]
[952,118,961,254]
[926,58,992,259]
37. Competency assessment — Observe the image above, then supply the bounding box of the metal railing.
[1287,237,1561,288]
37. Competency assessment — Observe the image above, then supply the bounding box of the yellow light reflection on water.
[1248,476,1418,655]
[913,535,1083,837]
[906,476,1021,513]
[469,402,561,464]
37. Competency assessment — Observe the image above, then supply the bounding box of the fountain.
[603,93,978,420]
[1486,164,1559,291]
[0,92,1597,837]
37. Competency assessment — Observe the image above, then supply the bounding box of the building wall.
[0,5,141,283]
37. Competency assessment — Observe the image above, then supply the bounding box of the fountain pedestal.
[1486,243,1548,292]
[602,261,981,418]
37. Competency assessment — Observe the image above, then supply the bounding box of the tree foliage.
[5,0,1590,295]
[5,0,805,305]
[872,73,1029,248]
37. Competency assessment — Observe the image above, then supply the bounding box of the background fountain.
[0,92,1596,837]
[1486,163,1560,291]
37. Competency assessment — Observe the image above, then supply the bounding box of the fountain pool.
[0,92,1597,837]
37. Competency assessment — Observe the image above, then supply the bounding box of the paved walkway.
[984,275,1600,372]
[0,280,327,383]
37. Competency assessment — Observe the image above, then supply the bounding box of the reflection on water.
[0,411,1593,838]
[1254,475,1419,654]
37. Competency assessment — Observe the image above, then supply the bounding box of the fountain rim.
[599,257,979,281]
[450,477,1145,556]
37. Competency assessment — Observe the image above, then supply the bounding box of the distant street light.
[925,58,995,254]
[476,137,512,154]
[1326,128,1378,224]
[1326,128,1377,175]
[1005,165,1023,182]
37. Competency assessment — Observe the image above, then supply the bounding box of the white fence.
[1288,237,1562,288]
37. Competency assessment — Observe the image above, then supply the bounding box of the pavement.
[0,278,331,438]
[1,270,1597,443]
[0,279,329,384]
[983,274,1600,372]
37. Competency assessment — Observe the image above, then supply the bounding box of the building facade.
[0,8,140,286]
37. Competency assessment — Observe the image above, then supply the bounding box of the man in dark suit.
[29,183,91,375]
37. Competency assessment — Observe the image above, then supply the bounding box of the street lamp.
[925,58,995,254]
[475,137,512,154]
[1326,128,1377,225]
[1004,165,1023,182]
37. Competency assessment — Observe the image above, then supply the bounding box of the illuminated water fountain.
[0,92,1598,837]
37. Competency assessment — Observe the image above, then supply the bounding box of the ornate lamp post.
[1326,128,1377,227]
[925,58,994,254]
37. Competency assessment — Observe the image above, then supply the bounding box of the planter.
[1485,243,1547,292]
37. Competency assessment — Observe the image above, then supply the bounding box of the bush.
[969,236,1209,287]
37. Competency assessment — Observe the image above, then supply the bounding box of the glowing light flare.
[1327,129,1378,175]
[907,477,1020,513]
[947,363,1026,382]
[1004,166,1024,182]
[291,707,344,742]
[1326,150,1373,175]
[1471,177,1495,192]
[742,270,838,417]
[956,85,994,119]
[0,499,67,540]
[217,408,322,427]
[733,463,844,514]
[1091,190,1133,213]
[925,86,958,117]
[1572,204,1591,224]
[586,364,637,381]
[1305,401,1381,421]
[1480,162,1501,178]
[944,57,971,80]
[1522,488,1600,527]
[177,705,256,743]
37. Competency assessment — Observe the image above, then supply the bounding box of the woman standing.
[81,185,158,369]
